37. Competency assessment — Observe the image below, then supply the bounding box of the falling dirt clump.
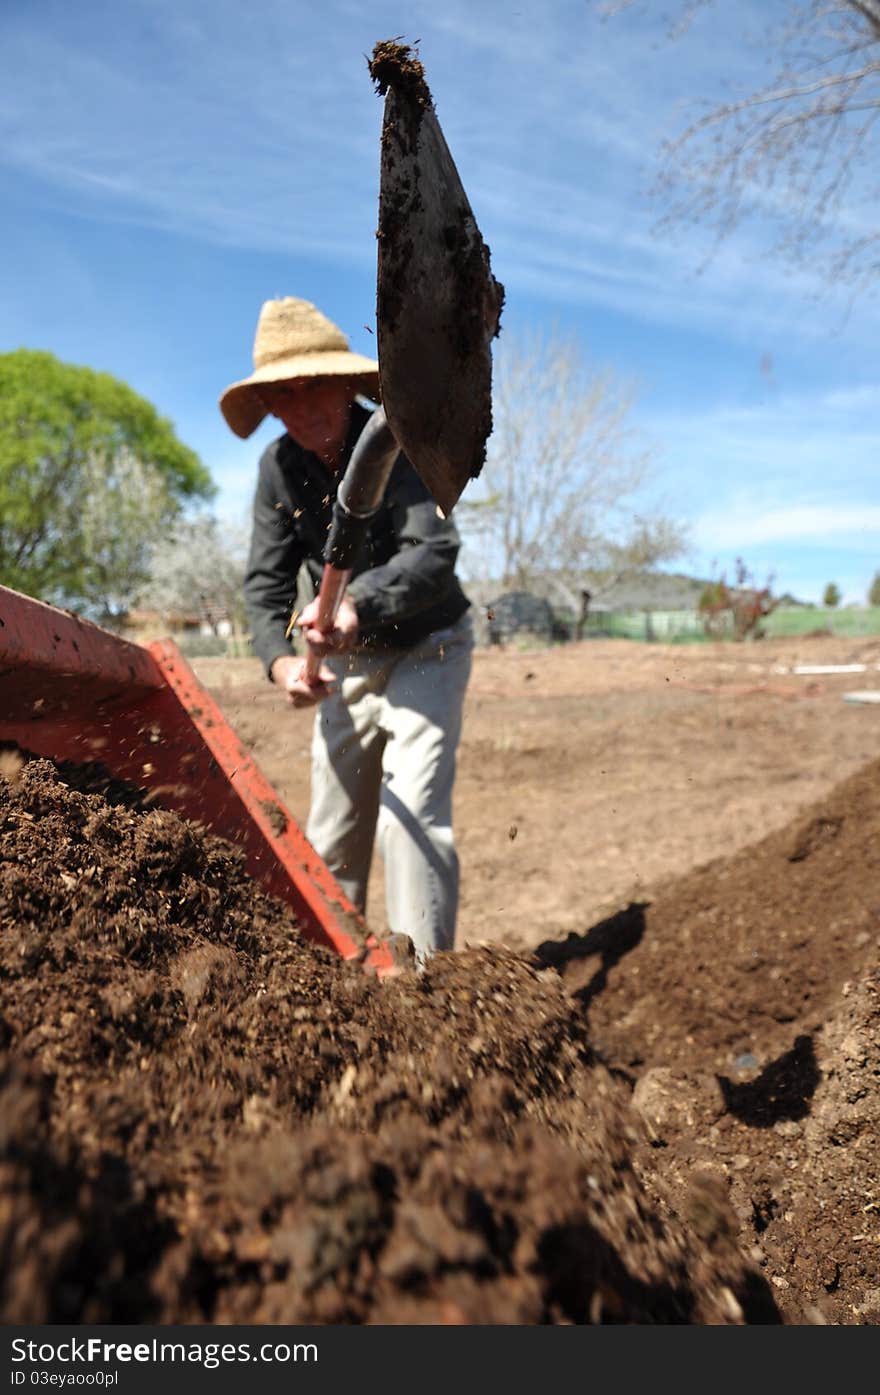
[368,40,432,107]
[1,758,773,1323]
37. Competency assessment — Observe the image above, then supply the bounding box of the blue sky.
[2,0,879,603]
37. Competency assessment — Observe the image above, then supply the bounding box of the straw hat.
[219,297,380,438]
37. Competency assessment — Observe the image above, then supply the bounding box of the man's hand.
[270,654,337,708]
[296,595,359,656]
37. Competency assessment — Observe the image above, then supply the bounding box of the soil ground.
[2,631,878,1324]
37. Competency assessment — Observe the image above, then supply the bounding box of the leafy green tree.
[869,571,880,607]
[823,582,841,608]
[0,349,213,618]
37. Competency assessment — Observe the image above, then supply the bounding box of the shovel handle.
[302,564,352,684]
[302,409,400,686]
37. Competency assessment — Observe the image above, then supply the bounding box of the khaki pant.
[306,614,473,960]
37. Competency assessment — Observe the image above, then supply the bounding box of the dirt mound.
[541,757,880,1323]
[0,759,772,1324]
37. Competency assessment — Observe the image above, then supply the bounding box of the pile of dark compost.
[1,757,769,1324]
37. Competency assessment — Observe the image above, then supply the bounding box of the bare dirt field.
[193,631,880,952]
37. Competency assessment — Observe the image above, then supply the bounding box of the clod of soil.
[1,758,774,1324]
[368,40,432,107]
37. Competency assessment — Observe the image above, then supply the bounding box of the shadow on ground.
[532,902,647,1013]
[717,1035,821,1127]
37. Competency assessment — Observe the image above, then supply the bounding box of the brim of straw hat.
[219,350,381,439]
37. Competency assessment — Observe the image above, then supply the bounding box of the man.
[219,296,473,960]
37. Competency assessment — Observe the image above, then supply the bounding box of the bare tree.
[698,557,780,640]
[604,1,880,289]
[77,449,178,625]
[136,516,250,639]
[456,331,688,603]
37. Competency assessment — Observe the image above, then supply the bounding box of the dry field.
[193,631,880,952]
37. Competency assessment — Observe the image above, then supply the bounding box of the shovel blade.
[375,75,504,516]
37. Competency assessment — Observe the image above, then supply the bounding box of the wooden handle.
[302,565,351,684]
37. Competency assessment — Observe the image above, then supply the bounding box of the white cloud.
[3,0,879,349]
[695,505,880,551]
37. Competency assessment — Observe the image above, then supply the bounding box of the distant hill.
[464,570,810,615]
[574,570,710,613]
[463,569,712,616]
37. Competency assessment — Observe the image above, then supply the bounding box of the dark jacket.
[244,403,470,677]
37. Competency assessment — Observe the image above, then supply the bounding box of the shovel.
[302,40,504,682]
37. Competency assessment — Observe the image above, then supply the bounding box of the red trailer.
[0,584,398,975]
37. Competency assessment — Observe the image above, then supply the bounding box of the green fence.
[584,610,706,642]
[173,632,255,659]
[583,607,880,644]
[763,606,880,638]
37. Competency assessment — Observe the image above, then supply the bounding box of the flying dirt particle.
[508,825,518,841]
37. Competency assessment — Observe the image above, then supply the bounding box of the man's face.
[261,377,353,460]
